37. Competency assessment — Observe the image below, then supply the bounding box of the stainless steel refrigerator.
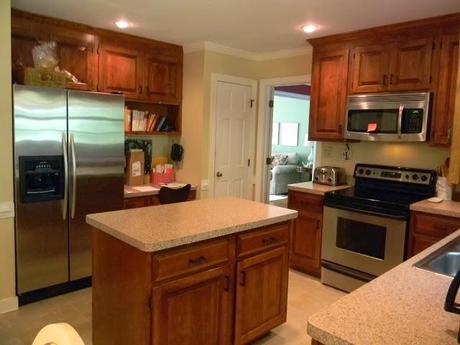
[13,85,125,303]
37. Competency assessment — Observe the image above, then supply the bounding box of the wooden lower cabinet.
[288,191,324,277]
[152,266,233,345]
[234,246,289,345]
[407,211,460,257]
[93,221,292,345]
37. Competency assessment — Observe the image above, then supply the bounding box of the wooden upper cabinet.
[351,44,390,93]
[388,37,434,91]
[143,52,182,103]
[309,47,349,141]
[98,42,143,99]
[431,33,459,145]
[151,266,232,345]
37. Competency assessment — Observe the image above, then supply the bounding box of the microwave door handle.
[70,133,77,219]
[398,105,404,136]
[62,132,68,220]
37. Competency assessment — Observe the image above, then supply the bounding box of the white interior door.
[214,80,253,199]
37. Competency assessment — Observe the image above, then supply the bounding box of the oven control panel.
[354,165,435,185]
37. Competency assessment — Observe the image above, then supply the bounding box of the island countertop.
[87,197,298,252]
[307,229,460,345]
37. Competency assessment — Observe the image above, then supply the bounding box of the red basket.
[151,169,176,186]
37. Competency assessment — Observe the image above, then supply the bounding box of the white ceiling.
[11,0,460,54]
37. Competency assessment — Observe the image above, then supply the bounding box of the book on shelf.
[124,107,132,132]
[155,116,167,132]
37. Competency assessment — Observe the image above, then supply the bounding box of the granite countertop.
[307,229,460,345]
[288,181,351,195]
[87,197,298,252]
[124,183,197,198]
[411,199,460,218]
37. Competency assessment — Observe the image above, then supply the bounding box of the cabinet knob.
[382,74,388,86]
[216,171,223,177]
[389,74,394,85]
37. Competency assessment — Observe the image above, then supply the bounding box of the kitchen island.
[86,197,298,345]
[308,229,460,345]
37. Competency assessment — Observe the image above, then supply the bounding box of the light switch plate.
[201,180,209,191]
[0,202,15,219]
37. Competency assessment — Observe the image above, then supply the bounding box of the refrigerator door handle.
[70,133,77,219]
[62,132,69,220]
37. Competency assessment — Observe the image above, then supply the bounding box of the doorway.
[268,85,314,207]
[209,74,257,199]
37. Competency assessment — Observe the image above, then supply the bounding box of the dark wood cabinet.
[407,211,460,257]
[143,53,182,104]
[388,37,434,91]
[234,245,289,345]
[123,190,196,209]
[431,33,459,145]
[152,266,233,345]
[309,47,349,141]
[98,42,143,99]
[93,221,292,345]
[287,191,324,277]
[351,44,390,93]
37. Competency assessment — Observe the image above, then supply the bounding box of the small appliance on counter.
[313,166,347,186]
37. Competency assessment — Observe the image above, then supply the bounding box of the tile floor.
[0,270,345,345]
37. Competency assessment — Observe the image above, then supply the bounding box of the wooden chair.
[159,184,191,204]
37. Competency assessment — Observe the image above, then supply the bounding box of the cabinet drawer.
[412,212,460,238]
[288,191,323,213]
[237,223,289,258]
[152,238,231,282]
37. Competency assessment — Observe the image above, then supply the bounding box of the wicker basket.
[22,67,66,88]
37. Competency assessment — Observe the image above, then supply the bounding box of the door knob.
[216,172,223,177]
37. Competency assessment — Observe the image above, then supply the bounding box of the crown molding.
[183,41,312,61]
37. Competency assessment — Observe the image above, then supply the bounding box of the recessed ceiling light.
[301,24,318,33]
[114,20,129,29]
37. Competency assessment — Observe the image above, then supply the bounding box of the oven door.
[322,206,406,276]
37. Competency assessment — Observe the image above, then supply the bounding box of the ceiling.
[11,0,460,54]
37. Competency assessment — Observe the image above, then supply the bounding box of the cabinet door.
[123,196,151,209]
[350,44,390,93]
[408,232,439,258]
[98,43,143,99]
[234,246,289,345]
[152,266,233,345]
[290,210,322,277]
[431,34,459,145]
[309,47,349,141]
[143,54,182,103]
[388,37,433,91]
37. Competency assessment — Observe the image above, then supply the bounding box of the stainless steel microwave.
[344,92,431,142]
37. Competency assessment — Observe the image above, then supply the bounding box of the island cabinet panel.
[287,191,324,277]
[152,265,234,345]
[309,47,349,141]
[431,33,459,145]
[234,245,289,345]
[98,42,143,99]
[408,211,460,257]
[92,220,293,345]
[350,44,390,93]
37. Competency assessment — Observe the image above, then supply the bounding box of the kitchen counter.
[411,199,460,218]
[288,181,351,195]
[124,183,197,198]
[87,197,298,252]
[307,229,460,345]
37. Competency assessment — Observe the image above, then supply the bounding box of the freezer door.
[14,85,69,294]
[68,90,125,280]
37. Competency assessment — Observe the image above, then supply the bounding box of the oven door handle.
[397,104,404,136]
[324,203,407,220]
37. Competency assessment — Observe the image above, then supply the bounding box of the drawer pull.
[188,255,206,266]
[262,237,277,245]
[224,275,230,291]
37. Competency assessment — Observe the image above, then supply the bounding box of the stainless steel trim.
[62,132,68,220]
[397,104,404,137]
[70,133,77,219]
[344,91,430,142]
[322,206,406,276]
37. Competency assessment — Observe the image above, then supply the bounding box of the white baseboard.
[0,296,18,314]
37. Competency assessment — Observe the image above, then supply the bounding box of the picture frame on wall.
[280,122,299,146]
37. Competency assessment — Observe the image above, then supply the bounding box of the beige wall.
[0,0,16,304]
[317,142,450,183]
